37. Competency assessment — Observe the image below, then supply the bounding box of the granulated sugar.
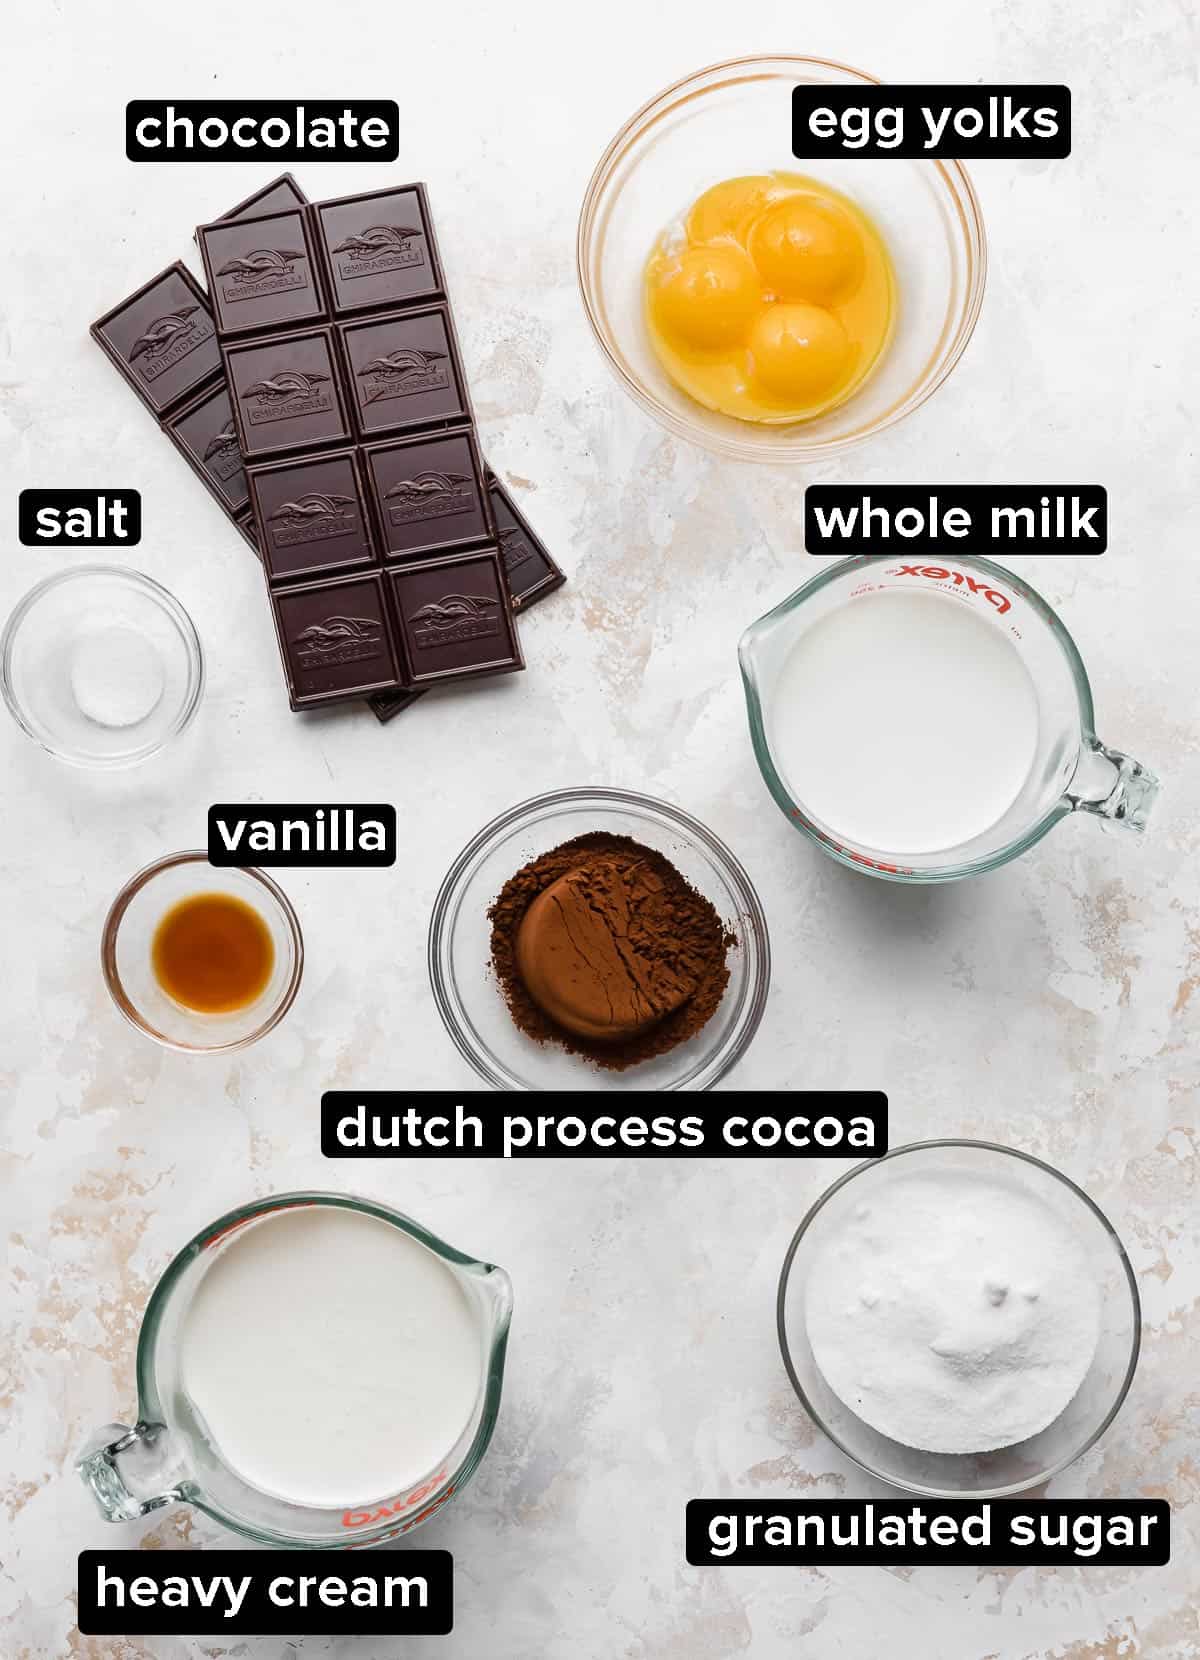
[804,1171,1100,1454]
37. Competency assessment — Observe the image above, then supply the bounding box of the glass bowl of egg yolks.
[577,55,986,461]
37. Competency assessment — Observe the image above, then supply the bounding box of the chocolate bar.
[91,176,313,543]
[90,175,564,722]
[198,185,525,710]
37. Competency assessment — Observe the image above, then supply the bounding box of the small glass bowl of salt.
[1,565,204,768]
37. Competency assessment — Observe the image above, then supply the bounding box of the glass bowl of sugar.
[777,1140,1140,1497]
[1,565,204,767]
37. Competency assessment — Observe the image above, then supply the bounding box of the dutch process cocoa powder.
[488,832,736,1071]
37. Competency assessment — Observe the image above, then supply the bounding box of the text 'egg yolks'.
[651,244,762,350]
[749,304,851,400]
[686,175,780,245]
[748,196,865,306]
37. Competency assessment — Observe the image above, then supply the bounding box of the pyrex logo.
[889,563,1012,615]
[341,1470,452,1529]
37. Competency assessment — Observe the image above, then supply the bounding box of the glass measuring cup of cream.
[739,554,1159,881]
[77,1193,513,1547]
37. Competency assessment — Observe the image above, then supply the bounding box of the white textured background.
[1,0,1197,1655]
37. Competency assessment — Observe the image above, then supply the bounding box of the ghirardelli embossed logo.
[242,370,334,427]
[216,246,309,304]
[498,524,532,573]
[202,418,243,481]
[357,347,449,406]
[384,470,472,526]
[332,223,424,281]
[128,306,214,382]
[294,614,383,668]
[269,492,357,548]
[410,593,500,650]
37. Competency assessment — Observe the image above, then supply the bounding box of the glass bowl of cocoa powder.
[428,787,771,1091]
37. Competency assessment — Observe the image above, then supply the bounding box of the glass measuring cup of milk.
[739,554,1159,881]
[77,1192,513,1548]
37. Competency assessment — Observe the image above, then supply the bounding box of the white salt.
[69,626,165,728]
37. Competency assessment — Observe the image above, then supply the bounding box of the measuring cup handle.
[77,1421,184,1522]
[1066,740,1160,832]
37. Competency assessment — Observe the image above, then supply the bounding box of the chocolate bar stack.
[90,175,565,724]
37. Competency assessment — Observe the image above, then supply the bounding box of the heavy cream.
[768,588,1039,854]
[804,1171,1100,1454]
[179,1205,482,1507]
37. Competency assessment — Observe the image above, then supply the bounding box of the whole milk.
[768,588,1040,854]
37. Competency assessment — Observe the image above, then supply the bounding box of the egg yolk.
[748,304,851,400]
[748,195,865,305]
[643,171,894,425]
[686,175,780,246]
[650,244,762,350]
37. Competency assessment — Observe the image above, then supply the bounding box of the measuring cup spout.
[1066,740,1160,832]
[77,1421,186,1523]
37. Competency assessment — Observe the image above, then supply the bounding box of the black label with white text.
[686,1501,1169,1567]
[322,1092,887,1158]
[19,489,141,547]
[77,1549,451,1636]
[805,486,1106,554]
[208,804,396,867]
[792,85,1071,159]
[127,101,399,161]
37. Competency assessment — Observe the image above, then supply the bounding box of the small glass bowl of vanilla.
[101,852,304,1053]
[577,55,986,461]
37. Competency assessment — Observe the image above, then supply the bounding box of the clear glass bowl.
[2,565,204,767]
[777,1141,1141,1497]
[577,54,986,461]
[428,787,771,1091]
[101,851,304,1053]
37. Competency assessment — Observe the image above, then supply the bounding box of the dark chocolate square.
[166,380,249,515]
[197,209,325,337]
[312,185,442,315]
[271,572,400,707]
[223,327,350,460]
[248,449,375,581]
[337,306,467,438]
[364,428,491,561]
[387,548,524,686]
[487,476,567,610]
[91,263,221,417]
[220,173,308,223]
